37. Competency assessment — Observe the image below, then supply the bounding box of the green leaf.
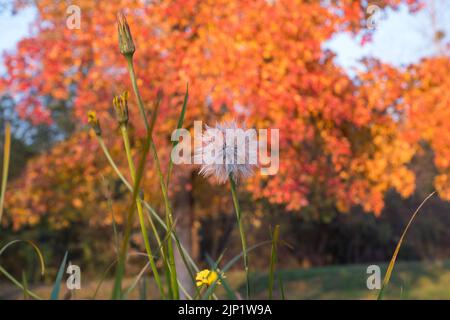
[202,241,271,300]
[206,254,237,300]
[112,130,152,300]
[278,275,286,300]
[0,239,45,275]
[166,83,188,188]
[22,270,29,300]
[139,276,147,300]
[0,265,42,300]
[50,251,68,300]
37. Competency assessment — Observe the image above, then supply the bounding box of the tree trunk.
[173,171,198,299]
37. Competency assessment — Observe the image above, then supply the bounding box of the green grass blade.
[166,83,188,188]
[97,135,201,284]
[149,139,179,299]
[0,122,11,224]
[120,120,165,298]
[124,255,194,300]
[377,191,436,300]
[92,259,117,299]
[22,270,29,300]
[139,276,147,300]
[0,265,42,300]
[268,225,280,300]
[112,131,152,300]
[50,251,68,300]
[206,254,237,300]
[278,275,286,300]
[0,239,45,275]
[102,176,120,253]
[202,241,271,300]
[124,261,150,298]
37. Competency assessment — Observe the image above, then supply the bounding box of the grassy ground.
[247,260,450,299]
[1,260,449,299]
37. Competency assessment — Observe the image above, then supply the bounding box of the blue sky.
[0,7,36,55]
[325,1,450,72]
[0,2,449,74]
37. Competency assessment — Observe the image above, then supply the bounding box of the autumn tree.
[1,0,432,286]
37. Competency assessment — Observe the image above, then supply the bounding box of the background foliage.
[0,0,449,289]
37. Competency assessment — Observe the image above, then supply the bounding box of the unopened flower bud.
[113,91,129,126]
[117,11,135,57]
[87,110,102,136]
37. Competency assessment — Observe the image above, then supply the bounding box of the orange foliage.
[0,0,434,229]
[399,57,450,198]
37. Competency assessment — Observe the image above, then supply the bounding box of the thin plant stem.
[229,174,250,299]
[96,137,195,271]
[377,191,436,300]
[0,122,11,224]
[124,54,179,299]
[126,57,149,131]
[0,266,42,300]
[112,131,151,299]
[120,125,165,298]
[96,136,201,296]
[150,140,179,299]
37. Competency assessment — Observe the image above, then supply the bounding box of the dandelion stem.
[229,174,250,299]
[120,125,165,298]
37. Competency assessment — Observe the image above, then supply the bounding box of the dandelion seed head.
[195,120,258,184]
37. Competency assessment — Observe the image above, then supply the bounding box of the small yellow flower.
[87,110,101,136]
[113,91,129,125]
[196,269,222,287]
[87,110,97,122]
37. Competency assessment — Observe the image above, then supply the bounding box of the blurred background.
[0,0,449,299]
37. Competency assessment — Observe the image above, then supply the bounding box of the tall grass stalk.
[0,122,11,223]
[202,241,271,299]
[0,266,42,300]
[166,84,188,189]
[268,225,280,299]
[96,135,199,277]
[120,124,165,298]
[229,174,250,299]
[22,270,29,300]
[124,54,179,299]
[0,240,45,275]
[149,140,179,299]
[377,191,436,300]
[112,132,152,299]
